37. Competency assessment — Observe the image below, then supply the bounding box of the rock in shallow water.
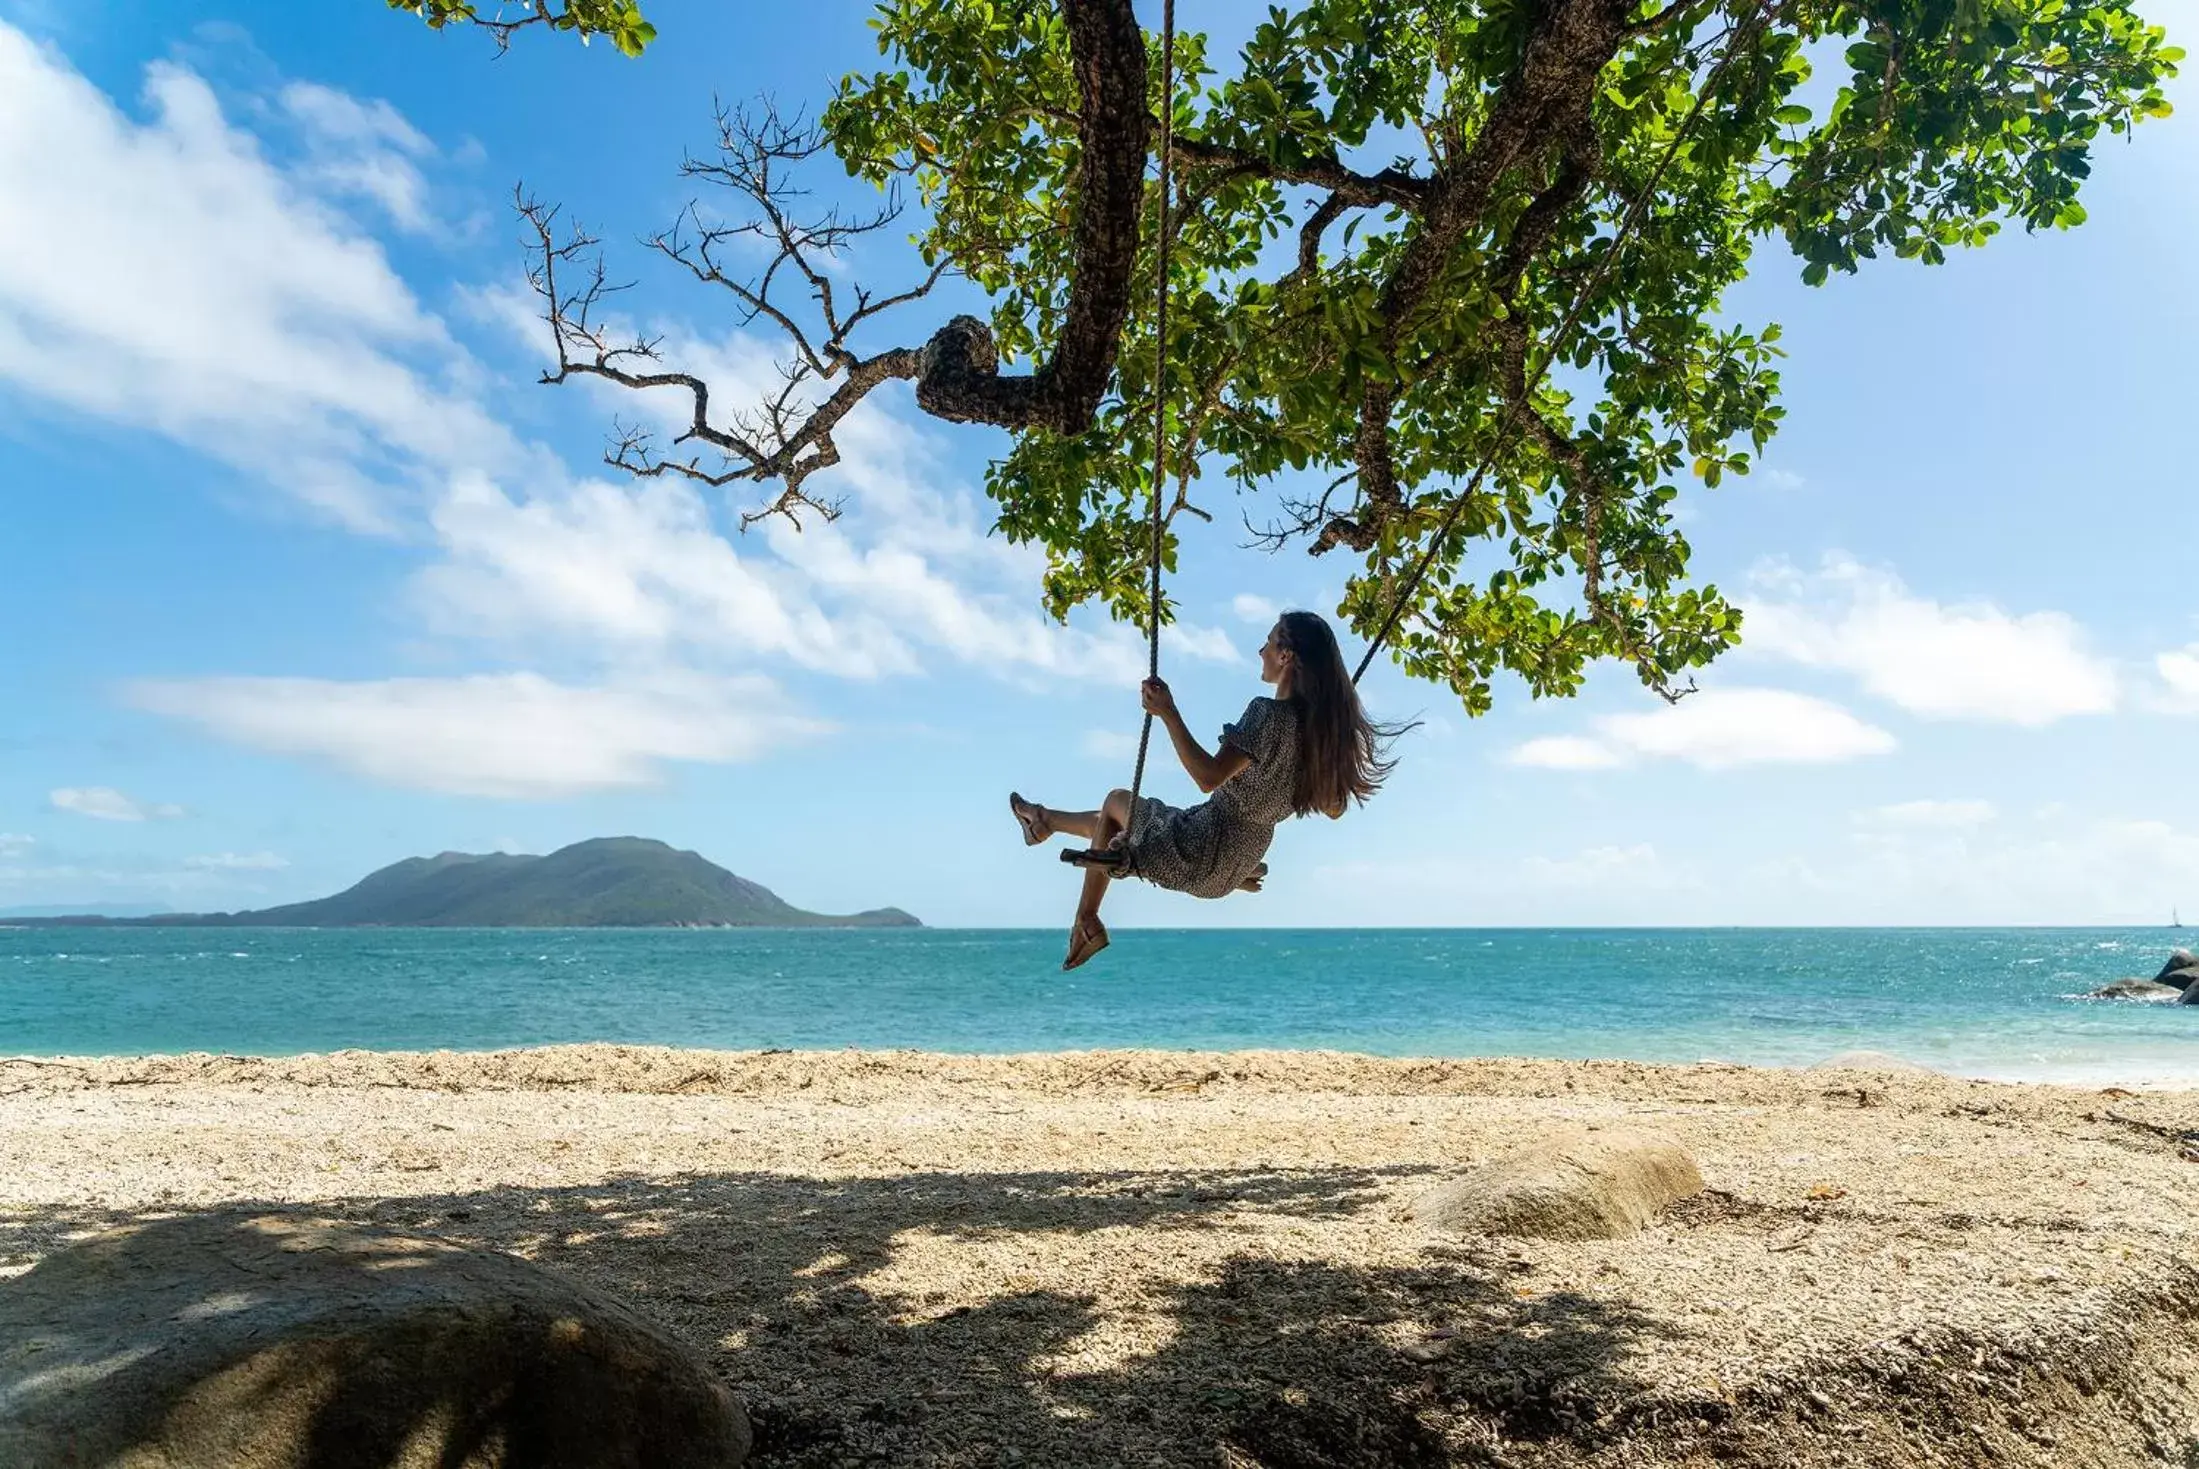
[0,1211,749,1469]
[1411,1128,1704,1241]
[2088,979,2188,1003]
[2153,949,2197,985]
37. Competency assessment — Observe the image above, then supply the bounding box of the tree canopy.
[448,0,2178,712]
[386,0,655,55]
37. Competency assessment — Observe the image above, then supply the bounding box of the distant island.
[18,838,920,929]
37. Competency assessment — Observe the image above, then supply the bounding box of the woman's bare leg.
[1039,805,1100,842]
[1073,789,1133,924]
[1065,790,1135,969]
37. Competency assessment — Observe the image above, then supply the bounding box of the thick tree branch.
[525,0,1154,514]
[1170,134,1430,209]
[1319,0,1636,557]
[917,0,1149,430]
[1292,194,1356,281]
[1624,0,1700,38]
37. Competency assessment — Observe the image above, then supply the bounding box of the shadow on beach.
[1,1165,1679,1467]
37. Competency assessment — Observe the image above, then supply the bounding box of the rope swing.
[1120,0,1178,857]
[1067,0,1765,872]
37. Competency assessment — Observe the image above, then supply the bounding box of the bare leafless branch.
[519,186,926,527]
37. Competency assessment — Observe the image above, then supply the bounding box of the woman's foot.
[1008,792,1051,847]
[1063,914,1110,971]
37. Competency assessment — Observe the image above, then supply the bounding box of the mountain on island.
[0,903,175,919]
[32,838,920,929]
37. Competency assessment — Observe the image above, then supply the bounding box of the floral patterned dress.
[1119,696,1301,899]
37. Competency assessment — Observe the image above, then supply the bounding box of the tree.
[494,0,2177,711]
[386,0,655,55]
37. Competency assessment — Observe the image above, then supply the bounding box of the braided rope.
[1122,0,1176,853]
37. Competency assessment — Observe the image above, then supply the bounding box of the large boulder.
[0,1212,749,1469]
[2154,950,2197,985]
[1411,1128,1704,1241]
[2087,979,2187,1003]
[2182,981,2199,1007]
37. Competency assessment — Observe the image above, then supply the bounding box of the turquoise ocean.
[7,925,2196,1085]
[2,926,2193,1086]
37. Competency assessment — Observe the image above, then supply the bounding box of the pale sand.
[3,1045,2195,1467]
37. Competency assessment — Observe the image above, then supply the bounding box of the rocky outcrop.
[2088,979,2187,1003]
[0,1211,749,1469]
[1411,1128,1704,1241]
[2153,949,2196,985]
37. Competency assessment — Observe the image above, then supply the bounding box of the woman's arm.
[1141,679,1250,794]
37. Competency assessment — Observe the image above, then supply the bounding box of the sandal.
[1062,915,1110,971]
[1008,792,1050,847]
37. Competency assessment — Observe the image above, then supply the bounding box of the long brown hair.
[1277,610,1413,818]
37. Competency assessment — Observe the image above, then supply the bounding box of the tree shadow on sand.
[0,1166,1679,1467]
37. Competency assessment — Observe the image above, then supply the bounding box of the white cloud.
[1231,593,1280,625]
[1317,811,2199,926]
[0,25,518,530]
[48,786,184,822]
[128,671,824,799]
[1080,729,1139,761]
[1507,687,1896,771]
[1520,843,1671,887]
[1506,734,1627,771]
[277,80,436,233]
[1164,623,1240,665]
[3,28,1238,799]
[183,851,289,871]
[1854,799,1997,830]
[1761,468,1806,490]
[415,467,1237,689]
[1823,814,2199,926]
[1741,556,2116,725]
[2155,644,2199,713]
[0,832,32,854]
[415,473,906,677]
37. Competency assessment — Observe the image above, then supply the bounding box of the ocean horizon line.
[3,920,2191,932]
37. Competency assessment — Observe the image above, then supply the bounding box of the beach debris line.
[0,1212,751,1469]
[1409,1127,1704,1240]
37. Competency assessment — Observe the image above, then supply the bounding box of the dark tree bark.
[913,0,1150,431]
[1326,0,1637,553]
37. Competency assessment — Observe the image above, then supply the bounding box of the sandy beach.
[3,1045,2195,1467]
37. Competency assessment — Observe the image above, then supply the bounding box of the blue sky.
[2,0,2195,927]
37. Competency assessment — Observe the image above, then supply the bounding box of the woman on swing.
[1010,609,1406,970]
